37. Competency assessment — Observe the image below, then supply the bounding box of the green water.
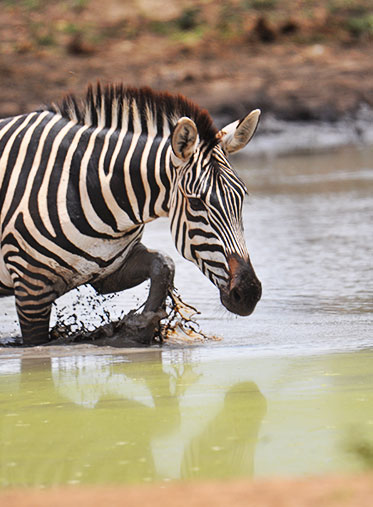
[1,348,372,487]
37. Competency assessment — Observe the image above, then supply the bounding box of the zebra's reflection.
[1,352,266,483]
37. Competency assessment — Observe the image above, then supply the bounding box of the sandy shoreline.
[2,475,373,507]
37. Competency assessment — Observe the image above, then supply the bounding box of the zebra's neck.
[77,119,175,232]
[47,84,219,231]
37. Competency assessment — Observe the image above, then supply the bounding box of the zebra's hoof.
[123,309,167,345]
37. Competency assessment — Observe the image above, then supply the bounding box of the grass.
[1,0,372,55]
[347,13,373,37]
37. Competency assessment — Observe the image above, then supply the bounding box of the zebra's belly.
[56,236,141,292]
[0,229,133,292]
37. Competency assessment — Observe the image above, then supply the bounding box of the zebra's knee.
[143,251,175,313]
[150,252,175,283]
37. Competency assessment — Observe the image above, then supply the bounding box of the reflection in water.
[347,436,373,470]
[0,352,266,486]
[181,382,266,479]
[1,348,373,487]
[51,355,156,409]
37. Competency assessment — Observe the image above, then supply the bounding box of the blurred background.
[0,0,372,128]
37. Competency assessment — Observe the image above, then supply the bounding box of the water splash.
[48,288,220,347]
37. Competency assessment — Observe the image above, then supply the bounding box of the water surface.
[1,144,372,352]
[0,143,372,486]
[1,348,372,486]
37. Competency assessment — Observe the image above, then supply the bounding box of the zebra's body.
[0,84,262,345]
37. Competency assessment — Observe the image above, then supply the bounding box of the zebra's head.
[169,109,262,316]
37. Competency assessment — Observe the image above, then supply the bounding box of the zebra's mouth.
[220,255,262,316]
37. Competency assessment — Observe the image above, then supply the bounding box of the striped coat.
[0,84,261,345]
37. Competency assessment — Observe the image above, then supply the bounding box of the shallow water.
[0,143,372,486]
[0,348,372,486]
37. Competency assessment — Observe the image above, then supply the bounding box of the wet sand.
[2,475,373,507]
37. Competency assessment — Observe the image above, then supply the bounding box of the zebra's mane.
[47,83,219,148]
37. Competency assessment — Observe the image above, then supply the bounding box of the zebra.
[0,84,262,346]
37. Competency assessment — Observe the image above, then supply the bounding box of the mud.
[48,309,167,348]
[3,290,214,349]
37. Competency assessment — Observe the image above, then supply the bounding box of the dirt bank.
[0,1,372,124]
[2,475,373,507]
[1,40,372,126]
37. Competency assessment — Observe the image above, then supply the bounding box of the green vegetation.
[29,21,56,46]
[0,0,371,56]
[244,0,278,10]
[148,6,206,45]
[149,8,202,35]
[347,13,373,37]
[176,7,201,31]
[147,0,373,45]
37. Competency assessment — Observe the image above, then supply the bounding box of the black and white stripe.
[169,143,248,288]
[0,84,259,343]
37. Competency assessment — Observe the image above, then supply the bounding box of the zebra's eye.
[188,197,206,212]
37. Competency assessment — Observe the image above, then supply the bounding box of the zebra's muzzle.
[220,254,262,316]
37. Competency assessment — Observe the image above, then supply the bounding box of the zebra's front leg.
[92,242,175,345]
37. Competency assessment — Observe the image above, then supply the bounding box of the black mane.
[47,83,218,148]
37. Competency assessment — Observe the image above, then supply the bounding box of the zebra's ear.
[171,117,199,161]
[217,109,261,154]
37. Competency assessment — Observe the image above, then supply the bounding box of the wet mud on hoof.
[49,291,220,347]
[48,309,168,348]
[3,291,220,348]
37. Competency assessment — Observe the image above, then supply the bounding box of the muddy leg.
[92,242,175,344]
[15,294,52,346]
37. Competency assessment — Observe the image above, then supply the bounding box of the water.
[0,143,372,486]
[0,349,372,486]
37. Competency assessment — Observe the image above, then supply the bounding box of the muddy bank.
[1,42,372,125]
[2,475,373,507]
[1,41,372,161]
[241,108,373,157]
[1,1,373,128]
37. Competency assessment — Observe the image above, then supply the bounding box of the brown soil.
[2,475,373,507]
[0,1,372,123]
